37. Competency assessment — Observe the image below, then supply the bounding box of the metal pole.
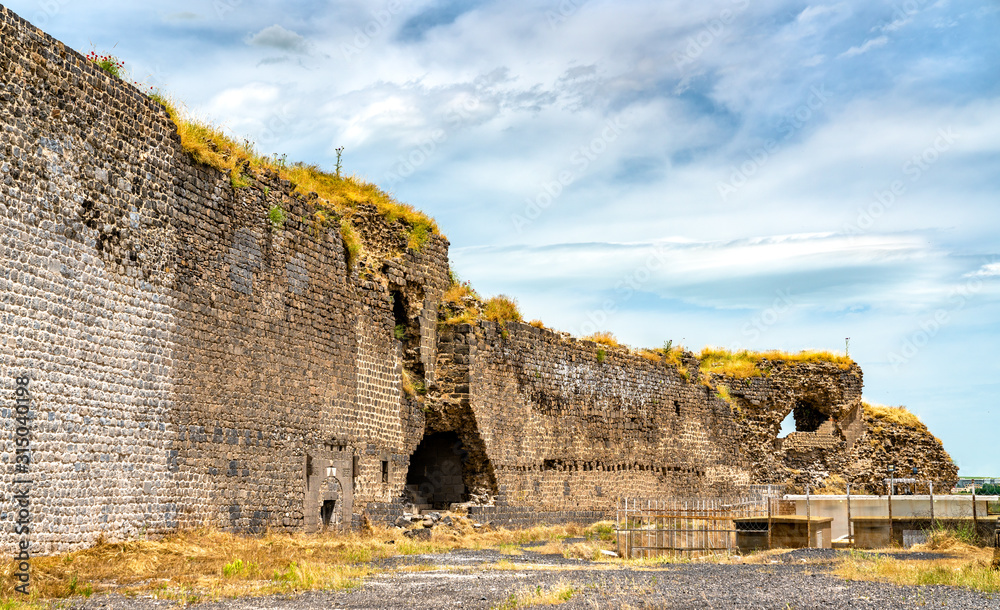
[929,481,934,526]
[767,495,773,550]
[806,485,811,549]
[847,483,852,547]
[973,479,978,541]
[888,475,893,546]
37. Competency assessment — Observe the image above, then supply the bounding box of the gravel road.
[65,548,999,610]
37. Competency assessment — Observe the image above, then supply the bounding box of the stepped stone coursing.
[0,5,957,555]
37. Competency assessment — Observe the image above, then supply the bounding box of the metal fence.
[615,496,771,558]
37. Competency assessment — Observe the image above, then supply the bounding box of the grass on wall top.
[862,401,931,434]
[698,347,853,378]
[148,93,440,254]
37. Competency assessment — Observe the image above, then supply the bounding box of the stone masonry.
[0,5,956,555]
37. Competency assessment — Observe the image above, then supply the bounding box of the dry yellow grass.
[637,349,661,362]
[0,522,597,605]
[862,402,928,433]
[443,309,478,326]
[482,295,522,325]
[715,384,733,404]
[496,581,578,608]
[811,474,848,495]
[698,347,853,378]
[583,331,619,347]
[148,93,440,260]
[401,368,416,398]
[528,319,547,329]
[836,541,1000,593]
[442,281,480,304]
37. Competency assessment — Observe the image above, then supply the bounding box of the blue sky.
[8,0,999,475]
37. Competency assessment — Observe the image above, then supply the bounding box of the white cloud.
[164,11,201,21]
[801,54,825,67]
[246,24,309,54]
[879,18,910,32]
[839,35,888,58]
[965,263,1000,278]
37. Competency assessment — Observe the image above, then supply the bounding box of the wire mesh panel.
[616,496,772,559]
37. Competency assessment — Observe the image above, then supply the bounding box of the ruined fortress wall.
[0,5,449,554]
[435,322,752,513]
[0,5,959,553]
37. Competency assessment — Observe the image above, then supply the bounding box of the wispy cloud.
[965,262,1000,278]
[246,24,309,55]
[839,35,888,58]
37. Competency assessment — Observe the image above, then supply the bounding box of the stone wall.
[0,5,449,554]
[426,321,752,512]
[0,5,958,555]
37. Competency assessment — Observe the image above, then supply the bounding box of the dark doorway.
[321,500,337,530]
[406,432,467,508]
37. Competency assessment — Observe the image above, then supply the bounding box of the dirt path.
[66,549,999,609]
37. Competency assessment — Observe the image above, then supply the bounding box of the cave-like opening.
[405,432,467,509]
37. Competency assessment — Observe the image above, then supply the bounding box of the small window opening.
[381,460,389,484]
[391,291,407,339]
[674,400,681,416]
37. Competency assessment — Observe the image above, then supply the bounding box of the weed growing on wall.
[339,219,362,268]
[483,296,522,325]
[267,205,286,230]
[85,51,124,78]
[584,331,619,347]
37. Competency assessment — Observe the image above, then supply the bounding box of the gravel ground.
[64,548,1000,610]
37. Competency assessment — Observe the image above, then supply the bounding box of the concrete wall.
[785,494,1000,542]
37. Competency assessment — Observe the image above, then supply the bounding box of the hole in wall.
[778,412,795,438]
[777,401,830,437]
[391,290,407,338]
[793,401,828,432]
[405,431,467,509]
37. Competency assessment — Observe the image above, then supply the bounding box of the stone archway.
[406,431,467,509]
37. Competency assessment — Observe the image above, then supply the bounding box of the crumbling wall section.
[454,322,752,511]
[717,361,870,491]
